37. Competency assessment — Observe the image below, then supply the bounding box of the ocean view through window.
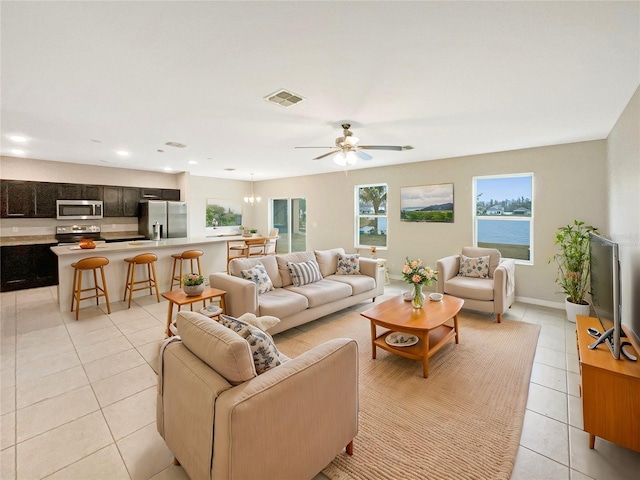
[356,184,388,249]
[473,174,533,264]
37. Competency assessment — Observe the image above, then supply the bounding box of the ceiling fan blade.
[313,150,340,160]
[355,150,373,161]
[294,146,334,149]
[358,145,404,151]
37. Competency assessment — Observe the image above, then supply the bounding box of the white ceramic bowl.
[429,292,443,302]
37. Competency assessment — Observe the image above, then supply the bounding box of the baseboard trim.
[515,296,564,310]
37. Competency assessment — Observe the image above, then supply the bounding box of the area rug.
[274,309,541,480]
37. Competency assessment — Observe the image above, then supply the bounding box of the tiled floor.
[1,281,639,480]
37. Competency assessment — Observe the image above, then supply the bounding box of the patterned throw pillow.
[219,314,282,374]
[336,253,360,275]
[240,262,273,294]
[287,260,322,287]
[458,254,490,278]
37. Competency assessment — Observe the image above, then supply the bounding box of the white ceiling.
[1,1,639,181]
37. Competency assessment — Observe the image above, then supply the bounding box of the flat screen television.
[589,232,622,359]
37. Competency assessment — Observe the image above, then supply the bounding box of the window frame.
[355,183,388,250]
[472,173,534,265]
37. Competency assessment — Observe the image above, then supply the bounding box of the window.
[355,184,388,249]
[473,174,533,264]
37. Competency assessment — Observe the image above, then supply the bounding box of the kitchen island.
[50,235,242,312]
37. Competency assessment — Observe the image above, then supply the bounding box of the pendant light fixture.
[244,173,261,205]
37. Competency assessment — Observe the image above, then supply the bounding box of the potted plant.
[552,220,598,322]
[249,228,258,236]
[182,273,205,296]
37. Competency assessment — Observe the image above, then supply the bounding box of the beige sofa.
[157,311,358,480]
[436,246,516,323]
[210,248,378,334]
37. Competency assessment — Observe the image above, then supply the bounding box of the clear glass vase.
[412,283,425,309]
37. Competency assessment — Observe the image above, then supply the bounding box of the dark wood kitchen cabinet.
[123,187,140,216]
[57,183,103,200]
[1,181,35,218]
[34,182,58,218]
[82,185,103,200]
[57,183,83,200]
[0,244,58,292]
[103,186,140,217]
[161,189,181,201]
[103,186,121,216]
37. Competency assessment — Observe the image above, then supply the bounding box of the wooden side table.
[162,286,227,337]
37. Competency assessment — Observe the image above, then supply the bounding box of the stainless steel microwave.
[56,200,103,220]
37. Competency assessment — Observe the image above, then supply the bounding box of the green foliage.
[551,220,598,304]
[401,210,453,222]
[206,204,241,227]
[182,273,204,286]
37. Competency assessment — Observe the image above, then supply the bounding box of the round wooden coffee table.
[360,294,463,378]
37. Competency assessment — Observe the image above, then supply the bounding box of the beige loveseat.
[436,246,516,323]
[209,248,378,334]
[157,311,358,480]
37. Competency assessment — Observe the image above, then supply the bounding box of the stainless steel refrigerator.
[138,200,187,239]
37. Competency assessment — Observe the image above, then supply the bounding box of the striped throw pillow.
[287,260,322,287]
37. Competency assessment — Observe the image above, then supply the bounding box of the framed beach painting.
[400,183,454,223]
[205,198,243,227]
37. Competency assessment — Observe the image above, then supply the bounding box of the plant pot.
[565,298,590,323]
[183,284,205,297]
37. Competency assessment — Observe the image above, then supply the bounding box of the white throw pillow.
[458,254,490,278]
[287,260,322,287]
[237,312,281,332]
[240,262,273,294]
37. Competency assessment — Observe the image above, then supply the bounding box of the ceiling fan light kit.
[296,123,408,166]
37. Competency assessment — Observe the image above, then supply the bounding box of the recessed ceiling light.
[116,150,129,156]
[9,135,27,143]
[164,167,173,171]
[11,149,25,155]
[188,160,197,165]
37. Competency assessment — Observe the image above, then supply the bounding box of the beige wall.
[607,85,640,335]
[0,156,183,189]
[0,140,614,307]
[256,141,609,306]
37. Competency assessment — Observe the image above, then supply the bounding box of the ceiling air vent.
[264,89,305,107]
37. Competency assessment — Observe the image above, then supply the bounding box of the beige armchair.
[436,246,515,323]
[157,311,358,480]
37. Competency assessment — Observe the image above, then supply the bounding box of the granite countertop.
[0,232,145,247]
[50,235,245,256]
[0,235,58,247]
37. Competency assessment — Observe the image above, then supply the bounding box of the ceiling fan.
[295,123,413,166]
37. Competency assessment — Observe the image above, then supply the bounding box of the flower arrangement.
[402,258,437,286]
[402,258,438,309]
[182,273,204,286]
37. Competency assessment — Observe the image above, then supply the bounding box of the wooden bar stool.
[123,253,160,308]
[170,250,204,291]
[70,257,111,321]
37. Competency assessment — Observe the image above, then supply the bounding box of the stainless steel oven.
[56,200,103,220]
